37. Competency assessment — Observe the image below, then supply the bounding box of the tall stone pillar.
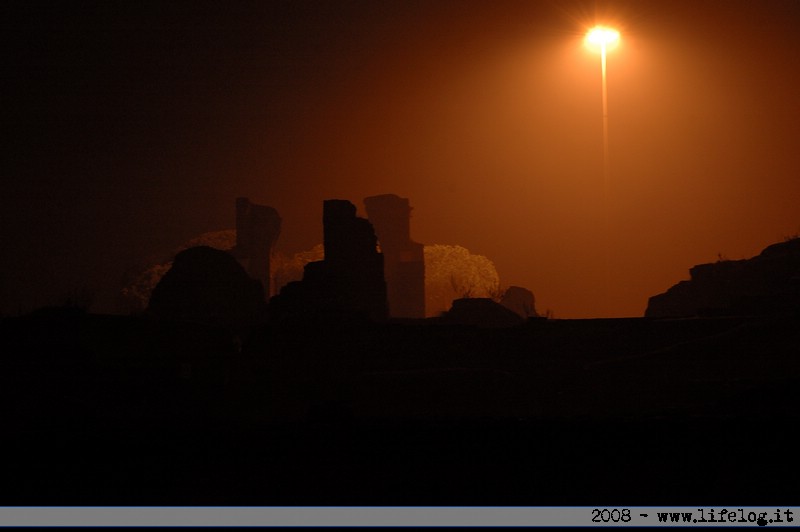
[364,194,425,319]
[235,197,281,297]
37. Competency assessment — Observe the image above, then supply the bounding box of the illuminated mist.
[4,1,800,318]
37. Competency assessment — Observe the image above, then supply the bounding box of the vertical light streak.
[586,26,618,315]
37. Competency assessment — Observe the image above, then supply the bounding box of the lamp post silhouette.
[586,25,619,316]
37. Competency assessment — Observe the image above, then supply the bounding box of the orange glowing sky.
[4,0,800,317]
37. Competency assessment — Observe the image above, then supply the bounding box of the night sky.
[4,0,800,318]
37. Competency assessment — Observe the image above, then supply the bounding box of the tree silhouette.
[423,244,500,317]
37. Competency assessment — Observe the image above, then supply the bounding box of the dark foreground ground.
[2,310,798,505]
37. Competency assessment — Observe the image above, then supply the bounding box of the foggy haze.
[4,0,800,317]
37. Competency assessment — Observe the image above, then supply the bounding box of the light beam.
[585,26,619,197]
[586,25,620,316]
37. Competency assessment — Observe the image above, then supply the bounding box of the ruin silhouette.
[7,0,800,508]
[233,197,281,297]
[500,286,539,319]
[271,199,388,322]
[4,193,800,508]
[364,194,425,319]
[442,297,523,328]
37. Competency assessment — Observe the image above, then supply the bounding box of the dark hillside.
[647,238,800,317]
[2,311,798,504]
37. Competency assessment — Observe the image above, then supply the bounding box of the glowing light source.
[585,26,620,50]
[585,25,620,317]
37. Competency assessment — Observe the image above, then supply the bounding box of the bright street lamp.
[586,25,619,316]
[585,26,619,196]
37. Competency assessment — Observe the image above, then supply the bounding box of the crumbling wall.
[364,194,425,319]
[500,286,538,319]
[234,197,281,297]
[271,200,388,322]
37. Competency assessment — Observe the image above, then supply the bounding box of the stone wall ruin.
[271,199,388,322]
[233,197,281,297]
[364,194,425,319]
